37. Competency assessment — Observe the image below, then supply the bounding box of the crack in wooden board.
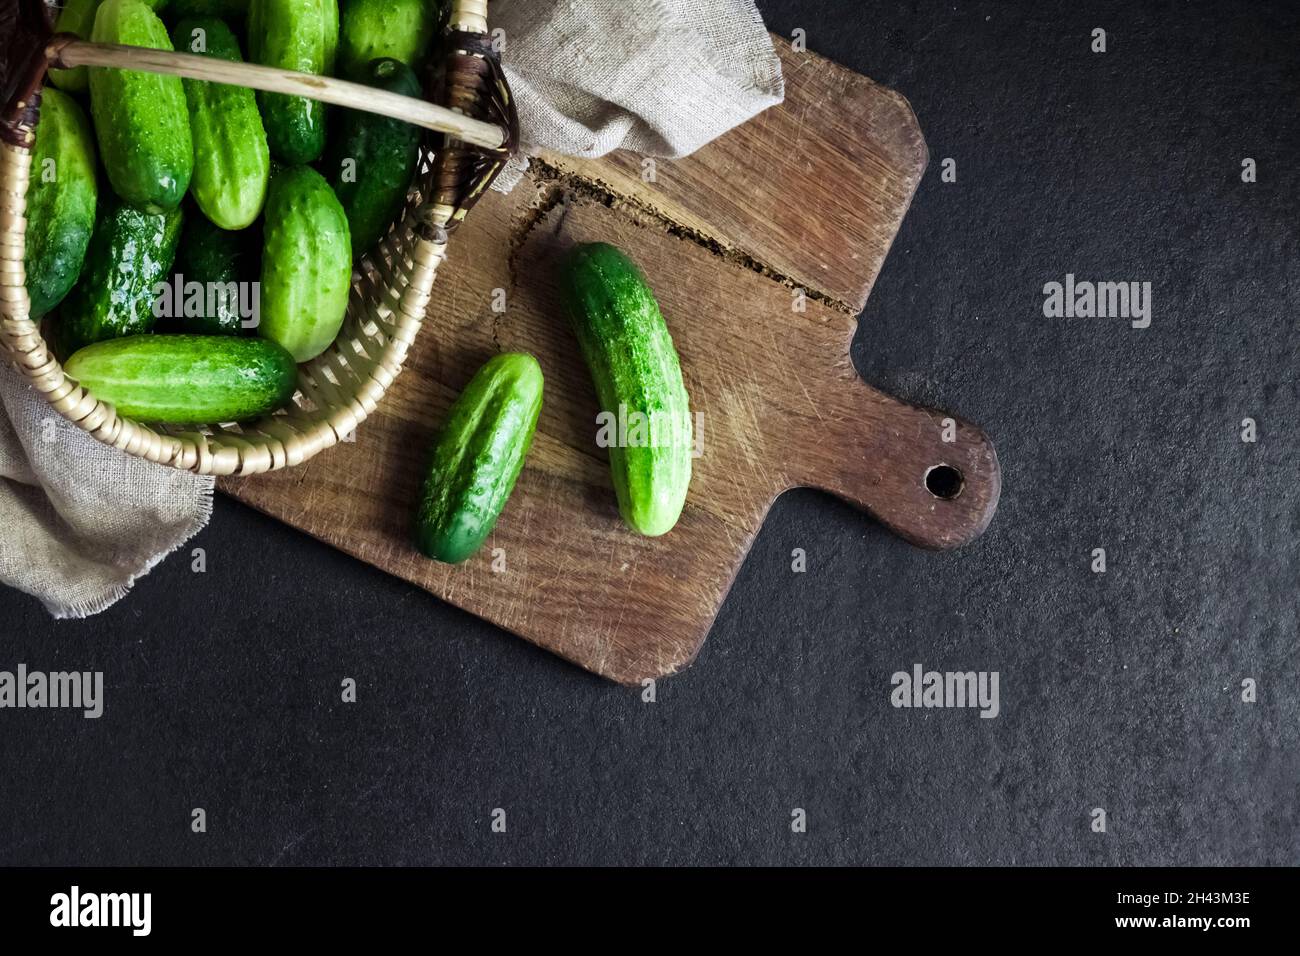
[216,43,999,684]
[534,36,929,313]
[524,157,852,315]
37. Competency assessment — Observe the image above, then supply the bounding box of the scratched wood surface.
[222,40,1002,683]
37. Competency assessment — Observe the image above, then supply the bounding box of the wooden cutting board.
[222,39,1001,684]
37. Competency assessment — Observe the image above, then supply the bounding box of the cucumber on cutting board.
[58,195,183,355]
[560,243,693,537]
[64,334,298,424]
[172,16,270,229]
[89,0,194,213]
[326,57,423,260]
[337,0,439,79]
[258,165,351,362]
[414,353,545,564]
[247,0,339,164]
[24,88,98,317]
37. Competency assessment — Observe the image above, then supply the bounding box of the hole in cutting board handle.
[924,464,964,500]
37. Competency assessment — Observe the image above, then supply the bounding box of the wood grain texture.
[538,38,928,312]
[221,40,1001,683]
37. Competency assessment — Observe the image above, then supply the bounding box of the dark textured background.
[1,0,1297,866]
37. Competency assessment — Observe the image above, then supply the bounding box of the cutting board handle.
[785,371,1001,550]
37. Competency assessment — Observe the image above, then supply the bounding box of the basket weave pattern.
[0,0,509,476]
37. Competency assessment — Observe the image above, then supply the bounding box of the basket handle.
[47,37,507,150]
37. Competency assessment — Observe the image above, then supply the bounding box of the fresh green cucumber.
[326,58,422,260]
[247,0,339,164]
[48,0,100,93]
[24,88,99,317]
[59,196,182,354]
[337,0,439,80]
[167,0,249,18]
[414,353,544,564]
[171,212,259,334]
[64,334,298,424]
[171,16,269,229]
[52,1,179,92]
[258,165,350,362]
[88,0,193,213]
[560,243,693,537]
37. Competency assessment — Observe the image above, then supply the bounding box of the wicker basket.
[0,0,516,475]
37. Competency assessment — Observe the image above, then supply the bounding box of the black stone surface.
[1,0,1296,866]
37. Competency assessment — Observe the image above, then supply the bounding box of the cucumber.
[48,0,100,93]
[89,0,193,213]
[171,16,270,229]
[171,212,259,334]
[337,0,439,80]
[247,0,339,164]
[167,0,249,18]
[53,1,181,92]
[59,195,183,354]
[326,58,422,260]
[258,165,351,362]
[64,334,298,424]
[24,88,98,317]
[560,243,693,537]
[414,353,544,564]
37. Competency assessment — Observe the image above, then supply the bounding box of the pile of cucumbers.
[26,0,696,558]
[27,0,439,423]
